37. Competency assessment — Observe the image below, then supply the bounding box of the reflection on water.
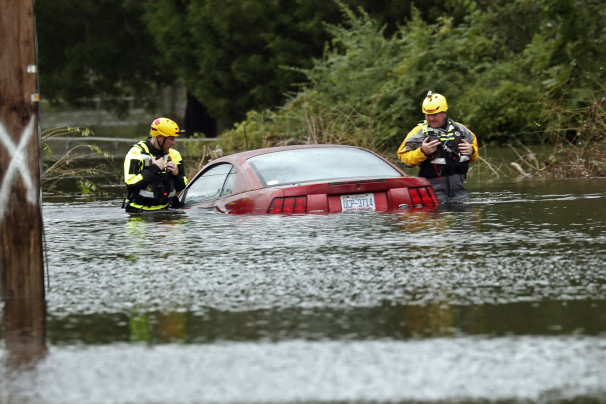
[45,300,606,346]
[1,298,46,367]
[2,179,606,403]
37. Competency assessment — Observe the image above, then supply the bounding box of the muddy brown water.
[1,178,606,403]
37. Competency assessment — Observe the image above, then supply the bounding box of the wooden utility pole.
[0,0,47,364]
[0,0,44,298]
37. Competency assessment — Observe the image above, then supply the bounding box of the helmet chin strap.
[157,136,167,152]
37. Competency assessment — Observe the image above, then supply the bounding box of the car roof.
[208,144,368,165]
[226,143,357,158]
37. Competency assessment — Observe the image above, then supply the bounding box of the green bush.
[217,0,606,164]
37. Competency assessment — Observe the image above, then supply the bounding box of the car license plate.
[340,193,376,212]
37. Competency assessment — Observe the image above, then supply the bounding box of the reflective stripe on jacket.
[123,139,187,211]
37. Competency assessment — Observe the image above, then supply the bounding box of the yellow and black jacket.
[397,118,478,179]
[123,138,187,211]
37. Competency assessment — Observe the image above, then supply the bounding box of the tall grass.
[510,96,606,179]
[42,126,117,194]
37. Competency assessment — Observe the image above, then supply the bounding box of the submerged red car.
[178,144,438,214]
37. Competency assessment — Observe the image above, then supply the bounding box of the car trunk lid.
[270,177,438,214]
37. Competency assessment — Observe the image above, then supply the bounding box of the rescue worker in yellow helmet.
[397,91,478,202]
[122,118,188,213]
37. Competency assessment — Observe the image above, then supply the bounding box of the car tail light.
[408,186,438,207]
[268,196,307,214]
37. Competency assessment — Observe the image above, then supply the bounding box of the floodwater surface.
[1,178,606,403]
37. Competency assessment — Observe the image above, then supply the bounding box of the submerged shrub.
[42,126,118,195]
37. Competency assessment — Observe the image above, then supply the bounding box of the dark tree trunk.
[184,92,217,138]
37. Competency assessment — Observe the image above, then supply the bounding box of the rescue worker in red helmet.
[397,91,478,202]
[122,117,188,213]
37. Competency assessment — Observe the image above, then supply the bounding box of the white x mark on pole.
[0,117,38,223]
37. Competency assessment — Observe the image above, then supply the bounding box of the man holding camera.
[397,91,478,202]
[122,117,188,213]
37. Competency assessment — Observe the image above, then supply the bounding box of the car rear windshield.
[247,147,402,186]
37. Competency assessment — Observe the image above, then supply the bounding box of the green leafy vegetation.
[35,0,606,180]
[35,0,165,116]
[213,1,606,179]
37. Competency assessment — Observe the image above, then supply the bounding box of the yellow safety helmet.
[422,91,448,114]
[150,117,181,137]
